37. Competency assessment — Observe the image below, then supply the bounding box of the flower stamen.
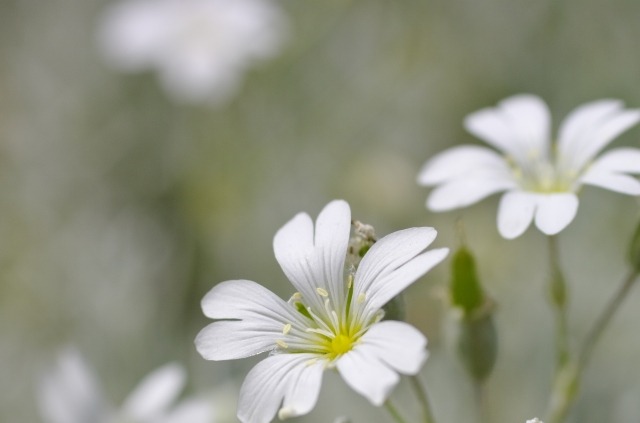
[316,287,329,297]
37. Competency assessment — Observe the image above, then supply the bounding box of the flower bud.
[449,244,497,383]
[628,218,640,272]
[457,313,497,383]
[450,246,485,316]
[346,220,377,268]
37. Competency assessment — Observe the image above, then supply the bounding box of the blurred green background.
[2,0,640,421]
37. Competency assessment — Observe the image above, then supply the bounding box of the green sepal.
[457,312,498,383]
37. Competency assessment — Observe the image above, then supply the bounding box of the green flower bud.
[449,243,498,383]
[450,246,485,316]
[457,313,497,383]
[628,218,640,272]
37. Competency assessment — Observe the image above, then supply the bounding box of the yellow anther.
[316,287,329,297]
[347,274,354,288]
[276,339,289,349]
[282,323,292,335]
[278,407,295,420]
[291,292,302,300]
[357,293,366,304]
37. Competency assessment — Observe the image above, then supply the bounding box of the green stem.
[577,269,639,371]
[384,400,409,423]
[547,235,570,368]
[474,382,488,423]
[410,375,436,423]
[546,269,639,423]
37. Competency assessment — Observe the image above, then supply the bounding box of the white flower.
[195,200,449,423]
[37,348,213,423]
[526,419,544,423]
[418,94,640,239]
[98,0,286,104]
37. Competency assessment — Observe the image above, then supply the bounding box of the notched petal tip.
[534,194,579,236]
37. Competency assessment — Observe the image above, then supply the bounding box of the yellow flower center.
[330,334,354,357]
[507,153,576,194]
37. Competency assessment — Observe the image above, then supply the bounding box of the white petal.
[122,363,185,420]
[363,248,449,315]
[427,176,516,211]
[464,94,550,163]
[568,108,640,171]
[160,397,214,423]
[313,200,351,310]
[336,347,399,406]
[580,169,640,195]
[534,194,579,235]
[417,145,511,186]
[196,319,279,361]
[356,321,428,375]
[558,99,623,158]
[497,191,537,239]
[237,354,323,423]
[37,349,106,423]
[356,227,435,294]
[585,148,640,174]
[273,213,314,279]
[273,201,351,315]
[279,358,325,420]
[158,57,240,105]
[196,280,306,360]
[498,94,551,157]
[579,148,640,195]
[98,0,169,71]
[200,280,302,324]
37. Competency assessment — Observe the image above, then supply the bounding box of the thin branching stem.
[578,269,639,371]
[547,268,639,423]
[410,375,436,423]
[384,399,409,423]
[547,235,570,368]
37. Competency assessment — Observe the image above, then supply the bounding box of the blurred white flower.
[526,419,543,423]
[37,349,213,423]
[195,200,448,423]
[98,0,287,104]
[418,95,640,239]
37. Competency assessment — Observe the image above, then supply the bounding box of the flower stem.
[546,269,639,423]
[474,382,489,423]
[577,268,638,371]
[384,400,409,423]
[410,375,436,423]
[547,235,570,368]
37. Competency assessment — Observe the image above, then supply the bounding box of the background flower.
[38,349,214,423]
[418,95,640,238]
[98,0,287,104]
